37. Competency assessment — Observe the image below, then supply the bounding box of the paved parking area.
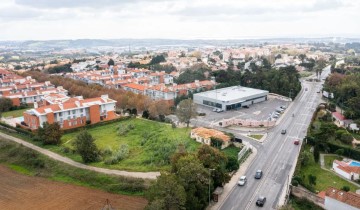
[196,98,288,122]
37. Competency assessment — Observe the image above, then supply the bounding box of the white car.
[238,176,247,186]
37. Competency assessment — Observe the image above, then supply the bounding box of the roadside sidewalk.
[209,146,258,210]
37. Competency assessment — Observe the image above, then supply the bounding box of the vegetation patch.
[1,108,30,118]
[0,138,148,196]
[249,134,263,140]
[60,118,200,172]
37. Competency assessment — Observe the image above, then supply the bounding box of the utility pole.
[209,168,215,206]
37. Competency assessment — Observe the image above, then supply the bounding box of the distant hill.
[0,37,360,50]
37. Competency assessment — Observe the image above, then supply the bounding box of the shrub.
[102,146,113,156]
[106,144,129,165]
[341,186,350,192]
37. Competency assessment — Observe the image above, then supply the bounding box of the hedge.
[63,116,132,134]
[0,121,34,138]
[327,142,360,161]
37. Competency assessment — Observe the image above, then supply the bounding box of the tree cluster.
[47,63,73,74]
[35,122,63,145]
[323,71,360,120]
[146,144,231,210]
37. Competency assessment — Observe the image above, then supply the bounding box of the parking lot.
[195,98,288,123]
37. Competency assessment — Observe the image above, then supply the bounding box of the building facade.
[193,86,269,111]
[22,94,117,130]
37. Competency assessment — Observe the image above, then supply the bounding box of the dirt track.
[0,165,147,210]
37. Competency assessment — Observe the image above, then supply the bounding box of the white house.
[333,160,360,181]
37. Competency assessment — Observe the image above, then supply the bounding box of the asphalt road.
[216,66,331,210]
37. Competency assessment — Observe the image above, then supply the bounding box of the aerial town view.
[0,0,360,210]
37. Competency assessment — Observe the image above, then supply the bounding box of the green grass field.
[324,155,342,169]
[0,138,148,196]
[59,118,200,172]
[249,134,263,140]
[1,108,30,118]
[296,148,358,193]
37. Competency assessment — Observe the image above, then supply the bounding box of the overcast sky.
[0,0,359,40]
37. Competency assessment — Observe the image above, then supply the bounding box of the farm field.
[59,118,200,172]
[0,165,147,210]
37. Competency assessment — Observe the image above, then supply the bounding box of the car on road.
[281,129,286,134]
[256,196,266,207]
[305,88,308,91]
[294,139,300,145]
[316,90,321,93]
[254,170,263,179]
[280,105,287,109]
[238,176,247,186]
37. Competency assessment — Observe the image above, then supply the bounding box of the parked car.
[238,176,247,186]
[254,170,263,179]
[305,88,308,91]
[281,129,286,134]
[256,196,266,207]
[294,139,300,145]
[280,105,287,109]
[212,108,217,112]
[216,108,223,113]
[242,105,249,108]
[234,137,242,143]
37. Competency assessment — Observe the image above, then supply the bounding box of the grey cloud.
[0,6,41,20]
[15,0,168,8]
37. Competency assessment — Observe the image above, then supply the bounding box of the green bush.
[341,186,350,192]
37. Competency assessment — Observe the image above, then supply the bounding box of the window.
[80,109,83,113]
[67,116,70,120]
[68,111,70,115]
[72,110,76,114]
[59,112,62,117]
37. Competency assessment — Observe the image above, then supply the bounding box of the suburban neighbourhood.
[0,1,360,210]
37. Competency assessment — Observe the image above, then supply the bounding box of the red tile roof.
[326,187,360,209]
[332,112,346,121]
[123,83,146,91]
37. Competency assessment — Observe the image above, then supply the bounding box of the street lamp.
[209,168,215,206]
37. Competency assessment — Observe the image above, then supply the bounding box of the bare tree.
[176,99,197,127]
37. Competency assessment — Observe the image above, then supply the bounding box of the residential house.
[332,160,360,181]
[190,127,231,149]
[324,187,360,210]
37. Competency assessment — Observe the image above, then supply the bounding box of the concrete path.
[209,146,258,210]
[0,132,160,180]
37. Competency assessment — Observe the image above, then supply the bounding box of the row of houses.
[66,67,216,103]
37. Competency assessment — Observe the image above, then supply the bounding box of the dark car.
[256,196,266,207]
[254,170,263,179]
[281,129,286,135]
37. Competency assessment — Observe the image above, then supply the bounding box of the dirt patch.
[0,165,147,210]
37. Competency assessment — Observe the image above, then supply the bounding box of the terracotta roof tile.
[326,187,360,209]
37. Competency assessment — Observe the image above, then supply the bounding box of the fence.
[238,141,252,160]
[219,118,276,128]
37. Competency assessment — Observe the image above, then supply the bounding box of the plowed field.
[0,165,147,210]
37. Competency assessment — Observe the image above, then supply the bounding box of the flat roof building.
[193,86,269,111]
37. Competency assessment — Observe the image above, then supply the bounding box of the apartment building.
[5,86,68,106]
[22,94,117,130]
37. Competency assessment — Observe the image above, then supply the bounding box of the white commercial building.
[193,86,269,111]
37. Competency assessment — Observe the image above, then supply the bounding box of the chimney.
[34,102,38,109]
[75,101,80,107]
[101,94,109,100]
[59,104,63,110]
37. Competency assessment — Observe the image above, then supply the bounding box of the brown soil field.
[0,165,147,210]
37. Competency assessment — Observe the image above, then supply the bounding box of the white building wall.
[333,162,352,180]
[325,197,359,210]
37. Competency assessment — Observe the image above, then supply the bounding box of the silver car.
[238,176,247,186]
